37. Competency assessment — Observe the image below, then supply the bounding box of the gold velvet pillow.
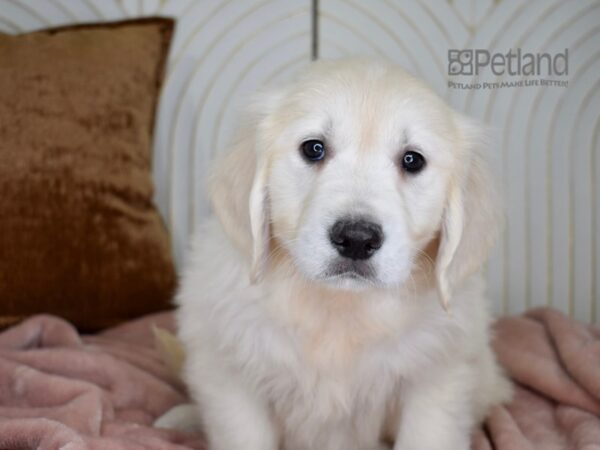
[0,18,176,331]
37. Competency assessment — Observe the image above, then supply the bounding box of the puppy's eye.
[301,140,326,162]
[401,150,426,174]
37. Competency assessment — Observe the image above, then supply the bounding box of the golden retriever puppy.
[175,59,511,450]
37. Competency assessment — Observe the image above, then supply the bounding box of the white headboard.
[2,0,598,323]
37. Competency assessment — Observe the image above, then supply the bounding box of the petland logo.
[447,48,569,89]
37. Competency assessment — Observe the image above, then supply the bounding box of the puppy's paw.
[154,403,200,434]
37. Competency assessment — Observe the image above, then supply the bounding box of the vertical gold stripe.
[476,2,562,315]
[568,53,600,320]
[592,120,599,323]
[482,2,596,315]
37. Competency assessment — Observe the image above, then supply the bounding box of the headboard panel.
[2,0,598,323]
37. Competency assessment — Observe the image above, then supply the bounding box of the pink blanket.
[0,308,598,450]
[0,313,205,450]
[474,308,600,450]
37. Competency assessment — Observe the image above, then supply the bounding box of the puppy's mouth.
[324,259,375,282]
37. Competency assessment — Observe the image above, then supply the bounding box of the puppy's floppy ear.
[435,117,502,310]
[208,90,283,282]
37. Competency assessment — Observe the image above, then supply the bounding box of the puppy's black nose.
[329,219,384,260]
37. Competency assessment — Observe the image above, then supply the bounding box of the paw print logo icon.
[448,50,473,75]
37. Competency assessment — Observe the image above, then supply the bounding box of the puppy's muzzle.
[329,218,384,260]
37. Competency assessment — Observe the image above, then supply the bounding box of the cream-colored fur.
[171,59,511,450]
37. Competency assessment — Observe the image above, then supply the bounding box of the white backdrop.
[1,0,598,322]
